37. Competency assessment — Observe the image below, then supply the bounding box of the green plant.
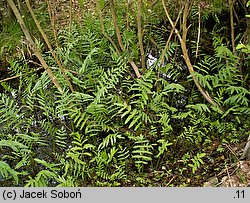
[187,152,206,174]
[0,0,249,187]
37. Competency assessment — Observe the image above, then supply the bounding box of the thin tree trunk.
[110,0,141,78]
[110,0,124,51]
[229,0,236,54]
[195,3,201,58]
[7,0,63,94]
[137,0,146,73]
[25,0,74,92]
[69,0,73,32]
[161,0,221,110]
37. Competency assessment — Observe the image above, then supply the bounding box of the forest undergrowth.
[0,0,250,186]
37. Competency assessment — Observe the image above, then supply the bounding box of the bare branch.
[25,0,74,92]
[137,0,146,73]
[7,0,63,94]
[161,0,221,109]
[229,0,236,54]
[109,0,141,78]
[195,3,201,58]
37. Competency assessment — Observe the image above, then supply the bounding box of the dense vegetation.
[0,0,250,186]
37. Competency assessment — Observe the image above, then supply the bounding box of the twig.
[125,0,131,30]
[223,143,238,158]
[229,0,236,54]
[25,0,74,92]
[161,0,222,110]
[109,0,141,78]
[158,11,182,80]
[149,37,161,50]
[110,0,124,51]
[137,0,146,73]
[0,67,43,83]
[46,0,58,49]
[159,7,183,66]
[97,1,120,54]
[195,3,201,58]
[97,1,138,79]
[217,163,237,177]
[7,0,63,94]
[165,175,178,187]
[69,0,73,32]
[225,163,233,187]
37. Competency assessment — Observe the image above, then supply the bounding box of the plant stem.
[7,0,63,94]
[110,0,124,51]
[137,0,146,73]
[161,0,221,110]
[195,3,201,58]
[229,0,236,54]
[25,0,74,92]
[97,1,121,54]
[46,0,58,49]
[69,0,73,32]
[109,0,141,78]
